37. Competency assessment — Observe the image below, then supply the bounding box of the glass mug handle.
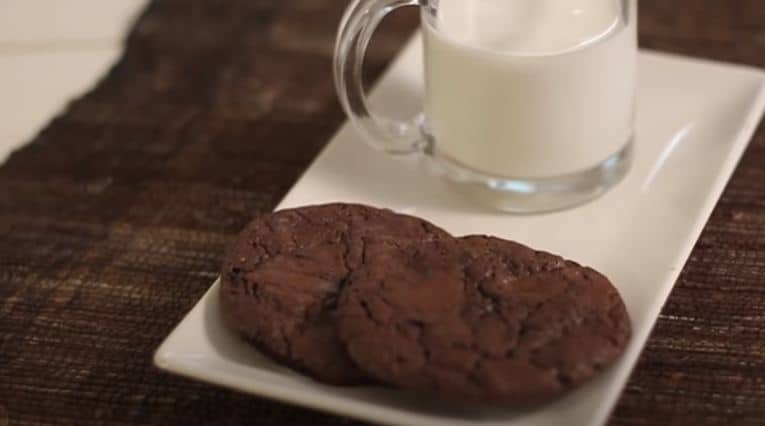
[334,0,424,155]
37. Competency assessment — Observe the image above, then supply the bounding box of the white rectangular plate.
[155,35,765,426]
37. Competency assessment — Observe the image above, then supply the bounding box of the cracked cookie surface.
[219,203,448,385]
[336,235,631,403]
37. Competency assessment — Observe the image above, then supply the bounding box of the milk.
[423,0,636,178]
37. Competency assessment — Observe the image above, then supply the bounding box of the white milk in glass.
[423,0,636,178]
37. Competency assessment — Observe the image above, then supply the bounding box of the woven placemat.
[1,1,763,425]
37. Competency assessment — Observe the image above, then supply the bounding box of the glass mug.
[335,0,637,212]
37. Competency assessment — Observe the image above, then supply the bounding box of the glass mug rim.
[421,0,631,58]
[334,0,637,213]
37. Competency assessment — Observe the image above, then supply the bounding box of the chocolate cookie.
[220,203,448,385]
[336,235,631,403]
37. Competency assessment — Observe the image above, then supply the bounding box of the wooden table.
[1,1,764,425]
